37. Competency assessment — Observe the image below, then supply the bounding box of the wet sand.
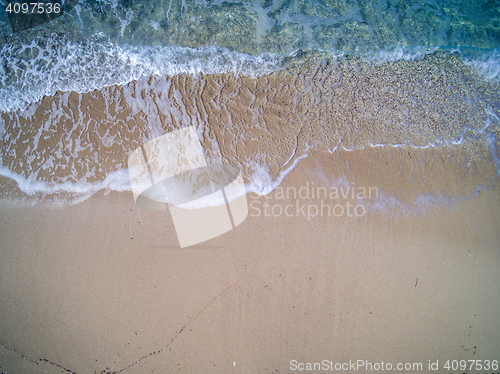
[2,52,499,196]
[1,145,499,374]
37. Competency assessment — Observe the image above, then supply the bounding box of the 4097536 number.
[444,359,498,371]
[5,2,61,14]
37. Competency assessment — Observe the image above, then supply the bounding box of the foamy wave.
[2,32,498,117]
[0,33,283,113]
[462,48,500,84]
[362,46,440,64]
[0,164,131,201]
[1,43,499,206]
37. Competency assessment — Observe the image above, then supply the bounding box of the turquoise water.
[2,0,500,53]
[0,0,499,113]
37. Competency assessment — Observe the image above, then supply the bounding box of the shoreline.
[1,50,499,203]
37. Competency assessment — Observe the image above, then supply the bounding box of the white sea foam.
[0,163,132,202]
[0,34,283,113]
[362,45,440,64]
[366,191,458,219]
[1,32,497,117]
[462,48,500,84]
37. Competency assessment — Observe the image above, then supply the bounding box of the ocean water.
[0,0,499,207]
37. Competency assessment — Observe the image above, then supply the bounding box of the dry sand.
[1,146,499,374]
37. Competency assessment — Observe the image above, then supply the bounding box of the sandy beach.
[1,0,500,372]
[1,144,499,374]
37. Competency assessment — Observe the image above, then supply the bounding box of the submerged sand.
[1,51,499,198]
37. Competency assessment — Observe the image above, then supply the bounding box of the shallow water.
[0,0,499,208]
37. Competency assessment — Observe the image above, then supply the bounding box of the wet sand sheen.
[1,51,498,201]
